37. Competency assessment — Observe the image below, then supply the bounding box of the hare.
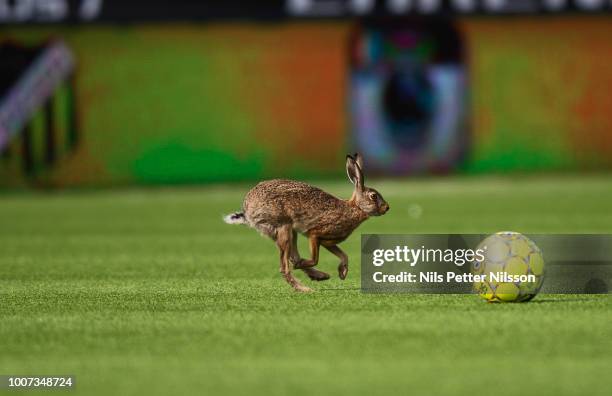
[224,153,389,292]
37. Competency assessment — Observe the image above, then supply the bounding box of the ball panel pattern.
[472,232,545,303]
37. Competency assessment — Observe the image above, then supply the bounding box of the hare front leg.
[293,234,320,270]
[323,244,349,280]
[290,231,330,281]
[276,225,312,292]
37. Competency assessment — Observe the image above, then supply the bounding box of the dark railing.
[0,40,78,179]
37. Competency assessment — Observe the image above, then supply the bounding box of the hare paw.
[338,264,348,280]
[295,284,314,293]
[303,268,330,281]
[294,259,316,269]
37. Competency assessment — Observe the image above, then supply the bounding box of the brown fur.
[227,154,389,292]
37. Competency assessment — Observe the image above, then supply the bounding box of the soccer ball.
[472,232,545,302]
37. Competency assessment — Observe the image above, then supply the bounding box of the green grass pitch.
[0,175,610,395]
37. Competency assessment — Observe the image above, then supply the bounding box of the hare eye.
[369,193,377,200]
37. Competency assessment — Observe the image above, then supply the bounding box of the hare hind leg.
[276,225,312,292]
[252,221,277,240]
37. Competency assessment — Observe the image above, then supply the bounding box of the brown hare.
[224,153,389,292]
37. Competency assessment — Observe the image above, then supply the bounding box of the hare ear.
[353,153,364,171]
[346,155,364,191]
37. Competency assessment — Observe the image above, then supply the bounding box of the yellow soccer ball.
[472,232,545,302]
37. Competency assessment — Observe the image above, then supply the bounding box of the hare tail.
[223,212,247,225]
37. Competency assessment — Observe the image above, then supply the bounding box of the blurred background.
[2,0,612,187]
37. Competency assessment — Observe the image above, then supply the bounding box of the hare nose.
[382,204,389,213]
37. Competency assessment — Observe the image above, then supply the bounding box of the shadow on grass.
[313,292,609,302]
[529,295,608,303]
